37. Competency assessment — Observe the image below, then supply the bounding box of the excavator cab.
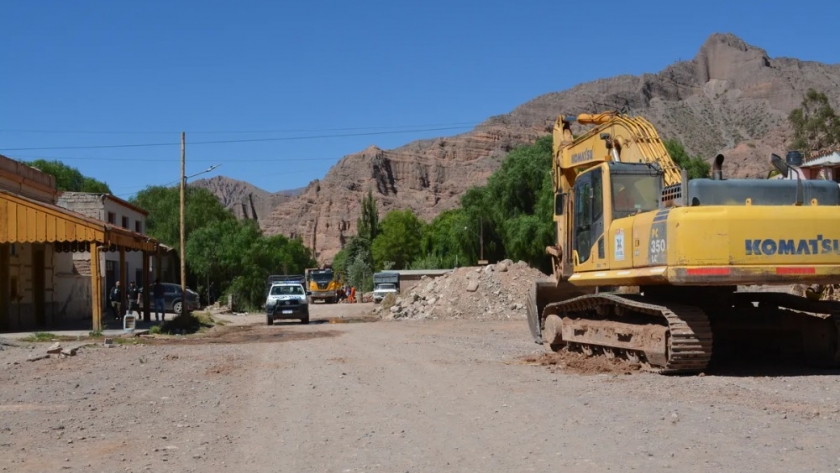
[570,162,662,268]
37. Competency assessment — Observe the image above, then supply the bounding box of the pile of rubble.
[378,260,550,321]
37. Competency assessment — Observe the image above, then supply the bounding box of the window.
[612,173,661,220]
[121,216,129,229]
[107,212,116,224]
[270,285,305,296]
[573,168,604,264]
[135,220,142,233]
[554,193,565,216]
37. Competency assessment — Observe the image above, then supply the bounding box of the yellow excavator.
[527,111,840,373]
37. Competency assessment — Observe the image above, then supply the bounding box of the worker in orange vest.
[349,286,356,303]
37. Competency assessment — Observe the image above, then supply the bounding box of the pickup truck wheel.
[266,314,274,325]
[300,315,309,325]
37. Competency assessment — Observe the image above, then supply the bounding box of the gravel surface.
[2,302,840,472]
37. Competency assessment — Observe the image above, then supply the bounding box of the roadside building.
[55,192,177,323]
[800,149,840,183]
[0,154,159,332]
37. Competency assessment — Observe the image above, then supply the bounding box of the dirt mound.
[521,349,642,376]
[378,260,548,321]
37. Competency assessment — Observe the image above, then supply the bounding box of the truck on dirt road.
[373,271,400,303]
[305,267,344,304]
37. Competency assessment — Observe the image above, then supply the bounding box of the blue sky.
[1,0,838,199]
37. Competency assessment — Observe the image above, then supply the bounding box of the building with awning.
[0,154,162,332]
[800,149,840,183]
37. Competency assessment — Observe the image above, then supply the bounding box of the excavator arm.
[552,111,682,194]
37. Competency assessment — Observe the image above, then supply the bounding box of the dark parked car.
[139,282,200,315]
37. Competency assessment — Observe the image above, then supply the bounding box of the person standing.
[127,281,141,316]
[109,281,122,320]
[152,279,166,322]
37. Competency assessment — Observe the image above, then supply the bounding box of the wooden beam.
[90,242,102,332]
[119,247,126,319]
[142,251,150,322]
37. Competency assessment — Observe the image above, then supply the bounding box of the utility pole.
[180,132,186,303]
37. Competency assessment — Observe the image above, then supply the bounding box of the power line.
[0,121,479,135]
[11,154,342,163]
[0,125,475,151]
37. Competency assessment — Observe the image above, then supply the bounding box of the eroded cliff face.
[190,176,301,223]
[249,33,840,263]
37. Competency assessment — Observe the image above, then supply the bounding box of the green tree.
[789,89,840,152]
[483,135,554,270]
[416,209,470,268]
[130,185,235,248]
[346,252,374,292]
[356,188,380,242]
[333,236,372,276]
[213,228,316,310]
[663,139,711,179]
[371,209,424,270]
[25,159,111,193]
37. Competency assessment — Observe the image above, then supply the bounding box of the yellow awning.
[0,190,159,252]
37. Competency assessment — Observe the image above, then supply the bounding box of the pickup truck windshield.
[270,285,304,296]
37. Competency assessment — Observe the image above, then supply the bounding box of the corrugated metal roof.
[801,151,840,168]
[0,190,158,252]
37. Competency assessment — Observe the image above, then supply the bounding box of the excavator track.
[543,293,712,374]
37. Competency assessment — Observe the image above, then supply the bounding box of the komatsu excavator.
[527,111,840,373]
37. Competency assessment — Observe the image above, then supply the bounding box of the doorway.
[32,247,45,327]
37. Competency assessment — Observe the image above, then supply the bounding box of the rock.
[47,342,62,354]
[496,262,508,272]
[467,281,479,292]
[483,264,494,273]
[60,347,78,357]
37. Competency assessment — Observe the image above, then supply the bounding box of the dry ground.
[2,302,840,472]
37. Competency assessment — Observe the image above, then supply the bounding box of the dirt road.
[2,302,840,472]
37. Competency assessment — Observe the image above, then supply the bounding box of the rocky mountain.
[235,33,840,263]
[190,175,302,222]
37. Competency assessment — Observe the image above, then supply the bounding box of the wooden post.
[180,132,187,306]
[142,251,150,322]
[90,242,102,332]
[0,244,9,331]
[119,247,126,318]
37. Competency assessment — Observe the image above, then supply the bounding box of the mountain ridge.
[200,33,840,262]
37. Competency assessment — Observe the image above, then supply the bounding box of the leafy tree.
[25,159,111,193]
[663,139,711,179]
[333,236,372,274]
[356,188,380,242]
[189,221,316,310]
[371,209,424,270]
[346,252,374,292]
[130,185,235,248]
[416,209,470,268]
[789,89,840,152]
[483,135,554,270]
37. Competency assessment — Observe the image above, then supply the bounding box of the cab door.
[573,167,606,271]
